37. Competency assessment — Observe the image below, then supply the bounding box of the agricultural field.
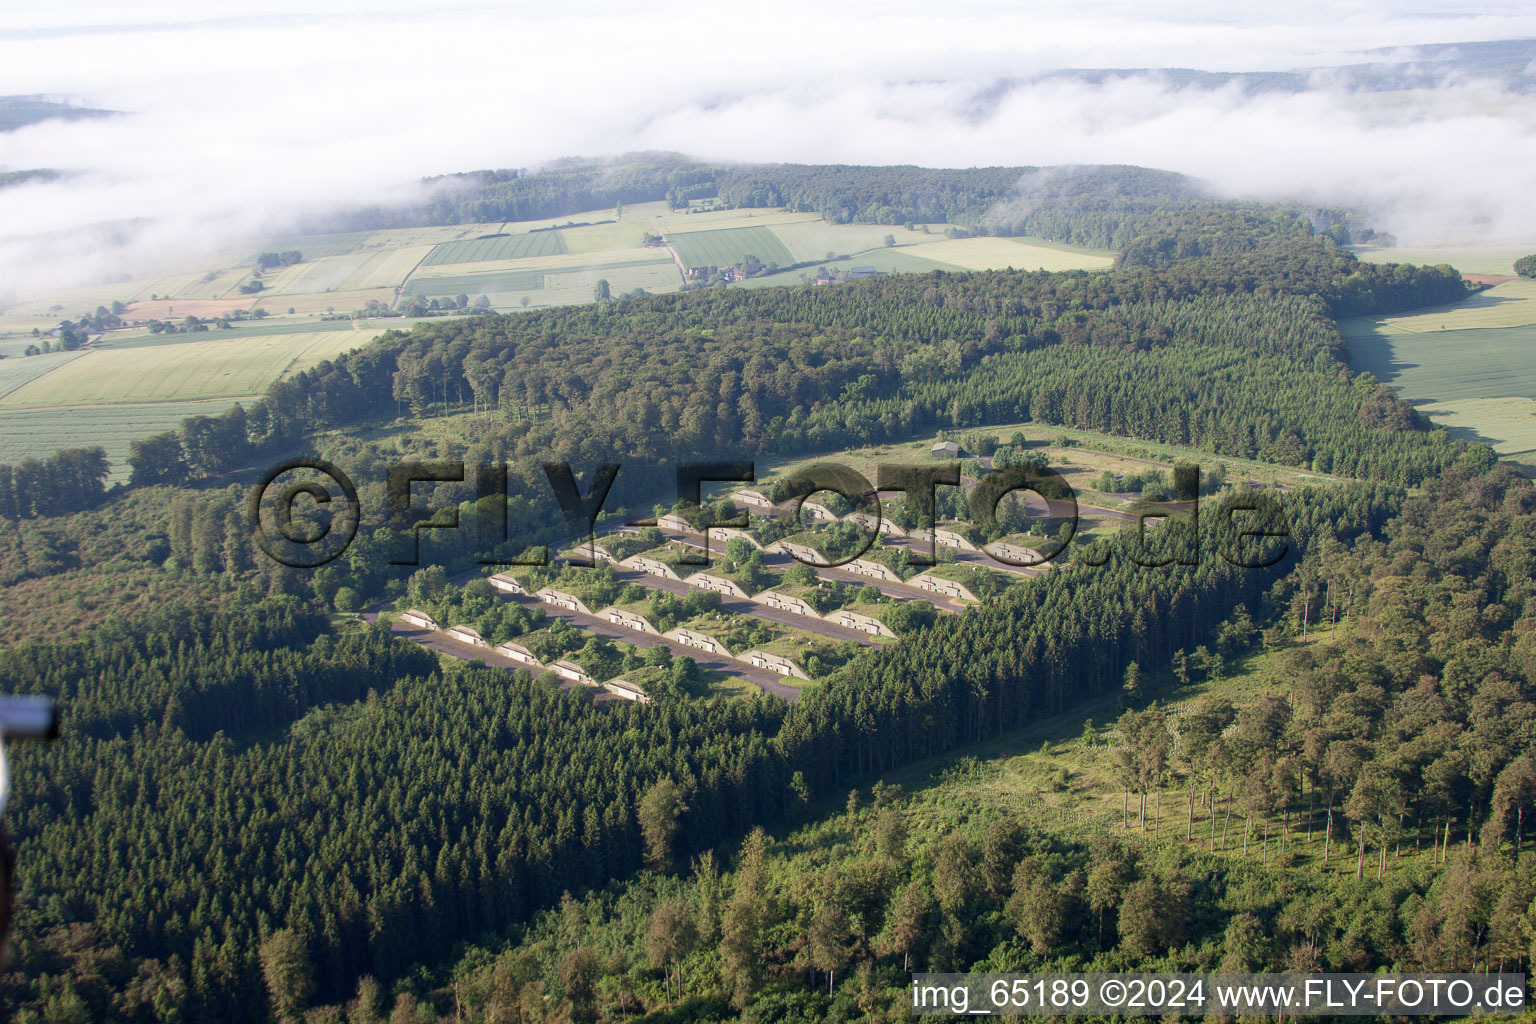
[420,231,567,266]
[402,269,545,298]
[558,218,654,253]
[356,223,504,250]
[734,248,963,289]
[538,262,681,305]
[903,235,1117,272]
[764,219,937,262]
[241,230,375,262]
[1412,397,1536,459]
[410,247,670,279]
[177,267,257,302]
[0,327,374,409]
[648,208,814,233]
[1342,295,1536,457]
[257,253,374,295]
[1344,325,1536,402]
[0,398,246,479]
[335,246,437,292]
[666,226,794,269]
[254,246,437,296]
[1351,242,1536,279]
[0,350,84,401]
[1347,276,1536,333]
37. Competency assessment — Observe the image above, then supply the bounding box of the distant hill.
[0,94,115,132]
[0,168,61,189]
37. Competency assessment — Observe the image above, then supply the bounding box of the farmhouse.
[602,607,659,634]
[549,660,598,687]
[756,590,818,617]
[487,573,527,596]
[687,572,748,598]
[826,608,897,639]
[446,624,489,648]
[845,557,894,581]
[911,573,978,603]
[623,554,680,581]
[398,609,438,631]
[494,641,541,668]
[740,649,810,679]
[685,265,716,282]
[666,627,733,656]
[930,440,964,458]
[729,488,773,508]
[934,528,979,551]
[602,678,651,703]
[537,587,592,614]
[846,266,884,279]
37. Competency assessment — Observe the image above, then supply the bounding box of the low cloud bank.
[1,1,1534,299]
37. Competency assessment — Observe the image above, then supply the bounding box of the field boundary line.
[393,244,439,309]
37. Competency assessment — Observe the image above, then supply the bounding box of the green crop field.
[402,269,546,297]
[1353,277,1536,333]
[0,398,245,478]
[735,247,964,289]
[1346,325,1536,403]
[0,328,373,409]
[1346,323,1536,453]
[93,317,359,349]
[1352,243,1536,279]
[538,261,681,304]
[766,219,937,262]
[666,226,794,269]
[421,231,567,266]
[243,231,375,263]
[0,350,85,401]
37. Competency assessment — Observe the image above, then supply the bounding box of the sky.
[1,0,1534,297]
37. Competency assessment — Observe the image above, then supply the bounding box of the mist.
[2,0,1535,300]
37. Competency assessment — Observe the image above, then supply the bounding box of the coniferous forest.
[0,186,1530,1023]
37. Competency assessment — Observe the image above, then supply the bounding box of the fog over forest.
[1,0,1534,294]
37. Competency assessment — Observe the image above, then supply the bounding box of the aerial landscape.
[0,2,1535,1022]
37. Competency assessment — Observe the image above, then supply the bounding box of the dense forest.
[0,182,1524,1022]
[390,463,1536,1024]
